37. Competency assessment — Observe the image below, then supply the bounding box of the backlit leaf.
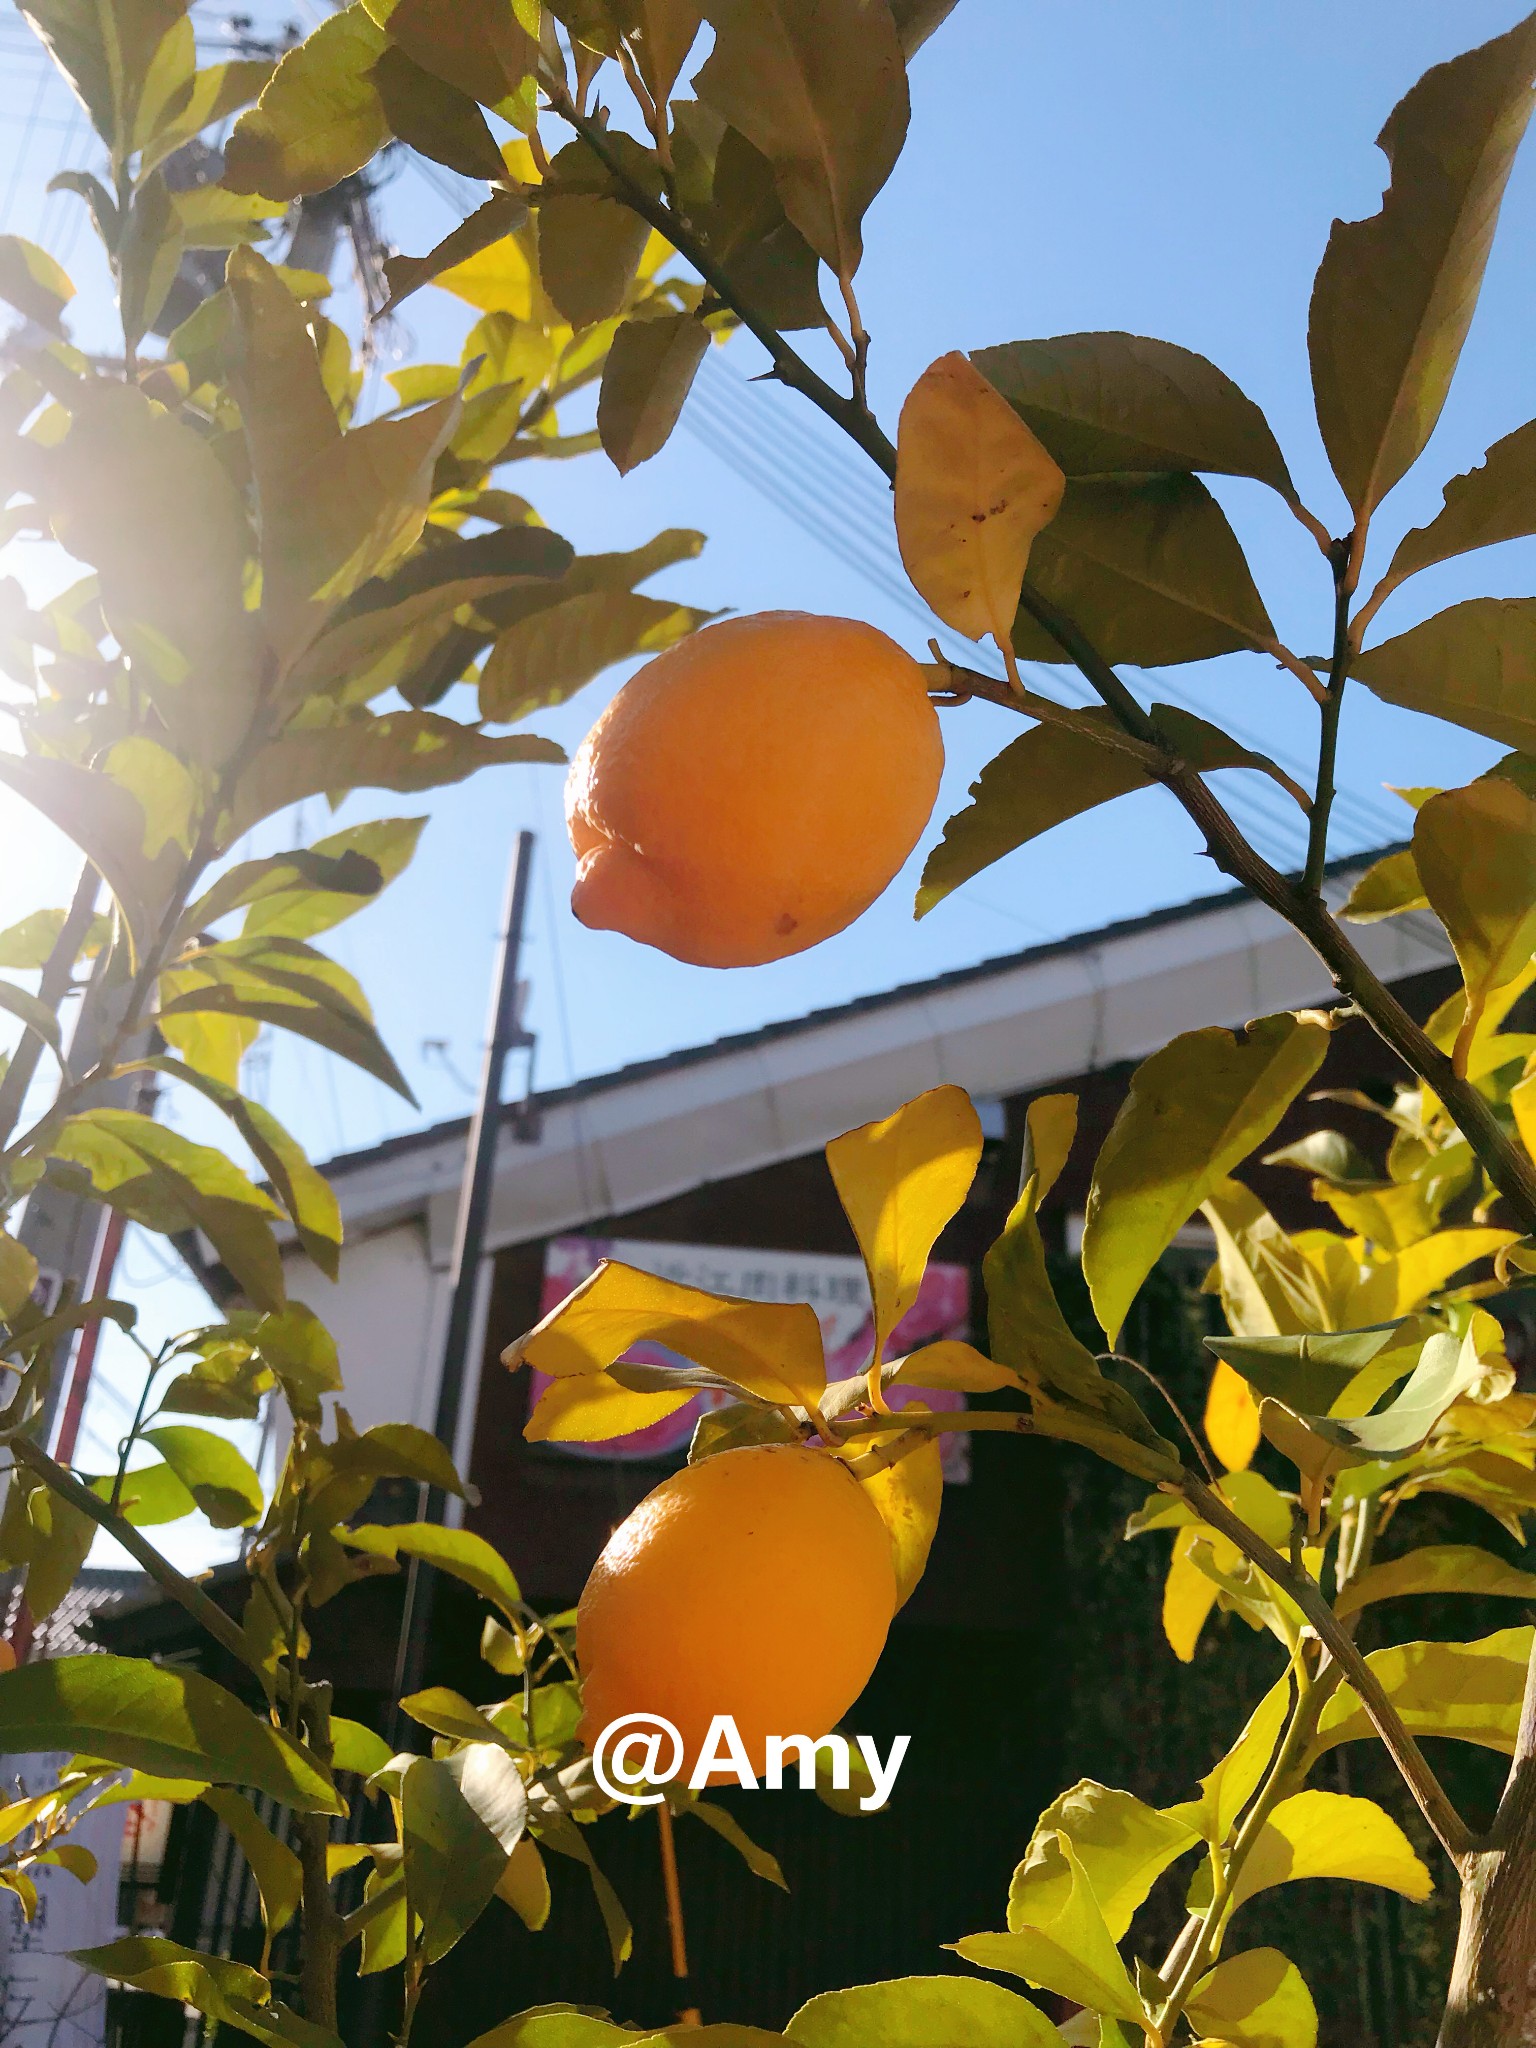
[825,1085,982,1382]
[142,1425,264,1528]
[1307,11,1536,518]
[479,590,703,723]
[1313,1627,1531,1754]
[495,1836,551,1932]
[223,7,389,200]
[201,1789,302,1936]
[525,1372,694,1444]
[895,351,1064,648]
[339,1522,521,1620]
[1354,599,1536,754]
[1187,1949,1317,2048]
[1222,1791,1431,1913]
[977,332,1295,497]
[503,1258,828,1413]
[598,311,710,474]
[856,1427,941,1609]
[1340,848,1427,922]
[1015,1781,1198,1942]
[383,195,529,309]
[1082,1014,1330,1346]
[954,1831,1147,2024]
[0,235,75,330]
[1206,1361,1262,1474]
[68,1939,267,2021]
[696,0,908,282]
[1381,418,1536,596]
[1009,474,1275,667]
[1336,1544,1536,1619]
[362,0,536,107]
[1021,1093,1077,1206]
[372,45,507,181]
[0,1657,341,1812]
[786,1977,1060,2048]
[1414,777,1536,1063]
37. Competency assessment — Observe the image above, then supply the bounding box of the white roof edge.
[301,864,1452,1264]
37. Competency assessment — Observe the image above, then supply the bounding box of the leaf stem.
[1302,553,1353,897]
[9,1432,255,1674]
[1182,1473,1475,1866]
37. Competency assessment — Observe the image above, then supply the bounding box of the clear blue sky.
[2,1,1535,1546]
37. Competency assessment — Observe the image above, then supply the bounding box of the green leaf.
[129,1057,343,1277]
[157,934,414,1103]
[201,1788,302,1935]
[0,906,107,972]
[1355,598,1536,753]
[333,1717,393,1776]
[916,717,1141,917]
[1202,1323,1422,1418]
[1308,11,1536,518]
[49,1107,286,1311]
[142,1425,264,1529]
[786,1977,1060,2048]
[383,194,529,310]
[68,1937,267,2017]
[361,0,536,108]
[340,1522,521,1619]
[43,378,259,766]
[696,0,908,282]
[223,6,389,200]
[117,172,184,350]
[253,820,424,939]
[138,57,275,178]
[1381,416,1536,597]
[1415,777,1536,1057]
[1,1475,94,1621]
[976,332,1295,496]
[681,1796,787,1890]
[1337,1544,1536,1619]
[1082,1013,1331,1345]
[1261,1129,1377,1187]
[984,1185,1179,1479]
[479,590,704,723]
[226,713,563,839]
[0,1657,342,1812]
[0,235,75,331]
[18,0,191,151]
[0,977,68,1073]
[0,756,165,963]
[184,847,386,940]
[1187,1949,1317,2048]
[1015,1781,1198,1941]
[1219,1791,1432,1913]
[1307,1322,1486,1459]
[371,45,507,181]
[538,138,656,330]
[953,1830,1148,2024]
[1173,1679,1290,1845]
[1340,848,1427,923]
[89,1462,197,1527]
[1313,1626,1531,1754]
[1009,474,1275,667]
[598,311,710,474]
[402,1745,527,1962]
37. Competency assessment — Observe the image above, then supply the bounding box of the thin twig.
[1098,1353,1218,1484]
[1302,550,1353,897]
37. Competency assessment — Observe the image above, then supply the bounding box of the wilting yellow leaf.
[1206,1359,1262,1472]
[825,1085,983,1395]
[502,1258,827,1412]
[895,351,1064,649]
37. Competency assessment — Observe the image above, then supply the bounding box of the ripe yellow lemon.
[576,1444,897,1781]
[565,612,943,967]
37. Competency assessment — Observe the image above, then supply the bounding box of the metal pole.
[394,830,536,1703]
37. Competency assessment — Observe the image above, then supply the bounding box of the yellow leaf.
[1187,1948,1317,2048]
[953,1831,1147,2025]
[1173,1679,1289,1844]
[895,352,1065,650]
[1016,1781,1197,1941]
[1415,778,1536,1071]
[1313,1627,1531,1754]
[1022,1092,1077,1205]
[1205,1360,1262,1473]
[1164,1528,1225,1662]
[825,1085,983,1402]
[0,1230,39,1320]
[432,230,534,317]
[1390,1226,1518,1315]
[495,1835,550,1931]
[524,1373,694,1444]
[501,1258,827,1413]
[855,1424,942,1609]
[1226,1791,1432,1913]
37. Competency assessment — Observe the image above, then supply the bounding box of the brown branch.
[1184,1474,1475,1867]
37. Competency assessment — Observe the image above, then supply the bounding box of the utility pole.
[394,830,538,1704]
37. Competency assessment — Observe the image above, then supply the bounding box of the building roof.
[1,1568,149,1659]
[302,854,1452,1266]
